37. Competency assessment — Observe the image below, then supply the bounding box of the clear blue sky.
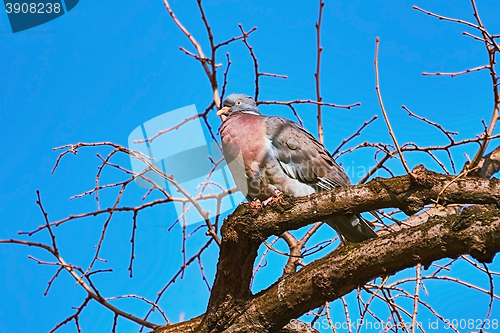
[1,0,499,332]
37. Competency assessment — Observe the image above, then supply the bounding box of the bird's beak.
[216,106,231,117]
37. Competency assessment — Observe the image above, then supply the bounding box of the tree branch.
[153,165,500,332]
[154,205,500,333]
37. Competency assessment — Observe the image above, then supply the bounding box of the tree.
[1,0,499,332]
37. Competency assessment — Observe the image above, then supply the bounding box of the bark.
[222,207,500,332]
[153,166,500,333]
[470,144,500,178]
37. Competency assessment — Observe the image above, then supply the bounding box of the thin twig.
[315,0,325,143]
[332,115,378,156]
[374,37,415,178]
[411,264,422,333]
[258,99,360,109]
[325,302,337,333]
[422,64,490,77]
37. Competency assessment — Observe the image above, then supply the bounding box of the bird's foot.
[262,190,284,207]
[249,192,284,215]
[250,200,262,215]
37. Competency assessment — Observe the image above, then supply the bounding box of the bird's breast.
[220,113,278,200]
[220,113,269,172]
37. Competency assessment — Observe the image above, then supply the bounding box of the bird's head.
[217,93,261,118]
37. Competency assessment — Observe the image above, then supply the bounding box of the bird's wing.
[264,116,351,190]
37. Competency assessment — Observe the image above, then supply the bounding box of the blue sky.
[1,0,499,332]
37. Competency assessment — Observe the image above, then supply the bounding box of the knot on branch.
[399,196,426,216]
[311,271,336,299]
[466,208,500,263]
[411,164,440,186]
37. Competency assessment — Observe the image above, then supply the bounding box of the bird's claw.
[250,200,262,215]
[249,191,284,215]
[262,191,284,207]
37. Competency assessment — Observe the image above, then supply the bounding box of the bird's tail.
[325,214,377,243]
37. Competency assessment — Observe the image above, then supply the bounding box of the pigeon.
[217,93,377,243]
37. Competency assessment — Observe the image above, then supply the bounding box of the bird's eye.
[236,100,242,105]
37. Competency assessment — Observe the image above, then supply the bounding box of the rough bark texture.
[222,207,500,332]
[153,166,500,333]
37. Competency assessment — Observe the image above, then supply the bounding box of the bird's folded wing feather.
[264,116,351,190]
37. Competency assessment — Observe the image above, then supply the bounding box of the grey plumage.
[218,93,377,243]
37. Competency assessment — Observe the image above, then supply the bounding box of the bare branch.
[214,27,257,50]
[332,115,378,156]
[258,99,361,110]
[422,64,490,77]
[374,37,414,178]
[0,239,158,329]
[315,0,325,143]
[411,264,422,333]
[237,23,287,102]
[402,105,458,142]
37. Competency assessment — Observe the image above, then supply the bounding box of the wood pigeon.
[217,93,377,243]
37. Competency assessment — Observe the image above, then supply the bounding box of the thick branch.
[237,165,499,239]
[202,166,499,331]
[153,166,500,332]
[226,207,500,332]
[154,206,500,333]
